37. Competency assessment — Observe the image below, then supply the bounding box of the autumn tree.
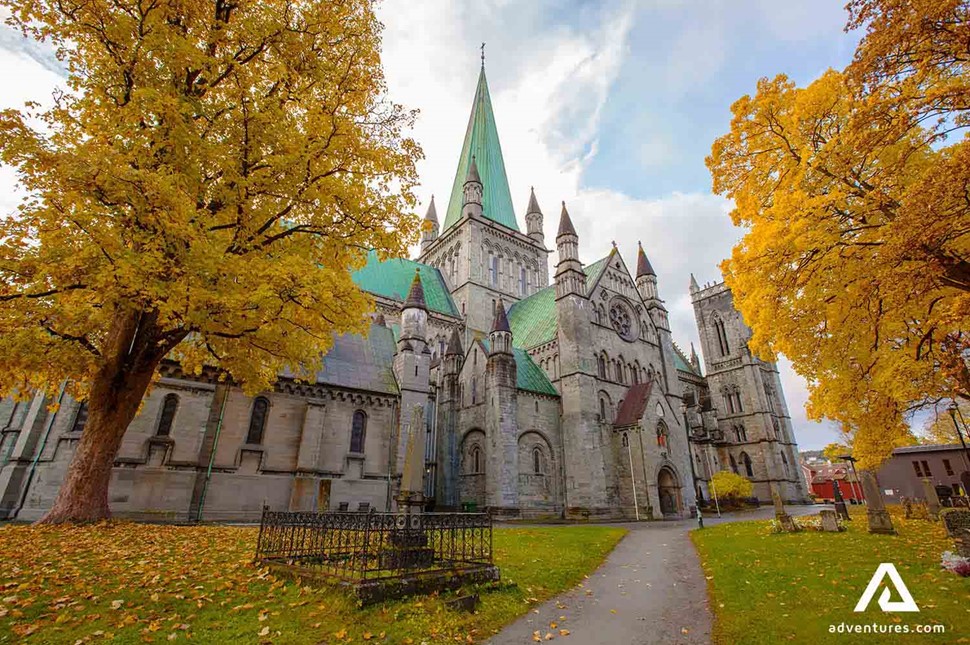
[822,442,853,463]
[0,0,422,523]
[919,401,970,445]
[706,0,969,469]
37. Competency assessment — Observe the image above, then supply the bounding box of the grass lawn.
[692,507,970,644]
[0,522,625,644]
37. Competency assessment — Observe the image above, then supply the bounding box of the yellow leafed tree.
[706,0,970,470]
[0,0,422,523]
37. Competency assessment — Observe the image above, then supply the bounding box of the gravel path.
[486,505,823,645]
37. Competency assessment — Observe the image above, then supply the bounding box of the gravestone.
[942,509,970,558]
[819,509,841,532]
[922,478,941,520]
[859,470,896,535]
[832,480,851,521]
[902,497,914,519]
[772,489,798,532]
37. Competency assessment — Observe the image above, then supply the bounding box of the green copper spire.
[442,67,519,232]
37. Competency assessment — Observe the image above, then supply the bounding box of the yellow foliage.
[706,0,970,470]
[0,0,421,398]
[710,470,754,501]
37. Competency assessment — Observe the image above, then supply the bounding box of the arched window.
[489,252,498,286]
[156,393,179,437]
[712,313,730,356]
[599,398,606,421]
[471,445,482,473]
[247,397,269,444]
[350,410,367,453]
[598,354,607,379]
[532,447,544,474]
[615,361,623,383]
[656,421,668,449]
[729,454,738,474]
[740,452,753,477]
[520,266,528,296]
[71,402,88,433]
[735,425,747,443]
[621,433,629,448]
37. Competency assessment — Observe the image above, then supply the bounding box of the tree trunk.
[37,308,167,524]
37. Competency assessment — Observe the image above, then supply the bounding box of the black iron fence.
[255,510,493,583]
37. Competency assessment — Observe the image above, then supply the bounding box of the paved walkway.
[487,505,822,645]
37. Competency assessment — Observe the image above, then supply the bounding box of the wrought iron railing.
[255,510,493,583]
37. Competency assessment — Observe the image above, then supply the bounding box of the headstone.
[819,509,841,532]
[922,478,941,520]
[941,509,970,558]
[772,488,798,532]
[859,470,896,535]
[832,480,851,521]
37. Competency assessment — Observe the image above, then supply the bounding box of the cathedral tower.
[553,205,610,517]
[435,326,464,509]
[691,280,809,503]
[485,300,519,515]
[392,272,432,476]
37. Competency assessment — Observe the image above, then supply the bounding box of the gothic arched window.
[350,410,367,453]
[471,445,482,473]
[532,447,544,475]
[156,393,179,437]
[740,451,753,477]
[729,454,738,474]
[712,313,730,356]
[657,421,668,449]
[247,397,269,444]
[598,354,607,379]
[621,433,629,447]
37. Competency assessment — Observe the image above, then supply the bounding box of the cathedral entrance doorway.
[658,467,680,516]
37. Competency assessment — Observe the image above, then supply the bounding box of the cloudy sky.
[0,1,863,450]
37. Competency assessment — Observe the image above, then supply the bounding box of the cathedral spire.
[420,195,439,252]
[443,65,518,232]
[525,187,544,246]
[689,273,700,294]
[403,271,427,312]
[489,298,513,356]
[446,325,464,356]
[636,242,655,278]
[557,201,577,239]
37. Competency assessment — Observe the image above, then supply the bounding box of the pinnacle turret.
[557,201,577,239]
[636,242,656,278]
[403,271,427,312]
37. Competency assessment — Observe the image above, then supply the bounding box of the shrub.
[711,471,754,505]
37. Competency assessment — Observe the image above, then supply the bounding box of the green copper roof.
[477,339,558,396]
[507,256,611,349]
[673,343,701,376]
[442,68,518,232]
[352,251,460,318]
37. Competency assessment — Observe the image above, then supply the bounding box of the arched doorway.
[658,467,680,516]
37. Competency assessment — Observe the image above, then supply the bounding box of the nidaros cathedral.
[0,66,809,522]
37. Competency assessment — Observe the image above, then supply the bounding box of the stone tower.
[486,299,519,515]
[690,279,809,503]
[392,272,432,477]
[415,65,548,333]
[554,204,609,517]
[435,326,464,509]
[636,242,678,395]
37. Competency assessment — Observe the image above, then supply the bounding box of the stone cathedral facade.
[0,67,809,522]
